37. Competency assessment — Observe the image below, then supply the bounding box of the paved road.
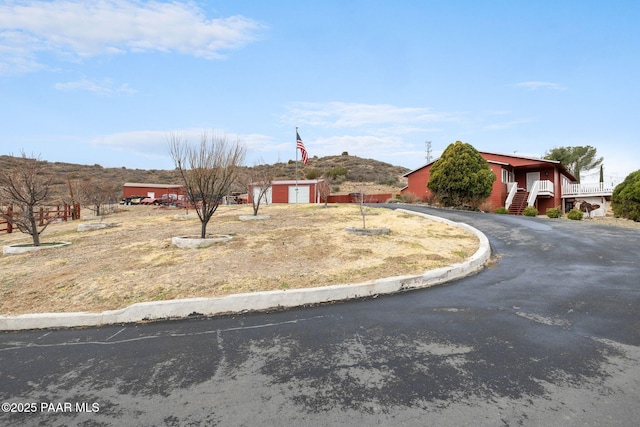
[1,205,639,426]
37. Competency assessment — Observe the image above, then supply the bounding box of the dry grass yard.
[0,204,478,315]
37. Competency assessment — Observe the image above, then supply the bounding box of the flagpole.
[295,127,299,204]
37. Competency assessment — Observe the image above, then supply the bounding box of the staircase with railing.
[508,191,529,215]
[505,179,557,214]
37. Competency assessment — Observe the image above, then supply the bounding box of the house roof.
[403,151,577,181]
[262,179,325,185]
[403,160,437,177]
[123,183,184,188]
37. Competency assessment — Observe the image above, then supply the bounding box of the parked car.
[122,196,144,205]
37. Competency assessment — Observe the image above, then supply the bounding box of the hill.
[0,154,410,202]
[252,154,409,187]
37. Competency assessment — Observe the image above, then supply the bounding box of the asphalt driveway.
[1,205,639,426]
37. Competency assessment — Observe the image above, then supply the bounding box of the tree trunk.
[200,220,208,239]
[30,215,40,246]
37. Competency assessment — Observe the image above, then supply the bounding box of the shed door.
[288,185,310,204]
[253,187,272,205]
[526,172,540,191]
[147,192,155,198]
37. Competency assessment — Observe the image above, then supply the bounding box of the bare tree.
[318,174,332,207]
[168,131,247,238]
[79,178,121,217]
[246,160,273,216]
[354,185,368,229]
[0,151,55,246]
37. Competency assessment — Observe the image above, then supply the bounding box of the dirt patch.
[585,216,640,228]
[0,205,478,315]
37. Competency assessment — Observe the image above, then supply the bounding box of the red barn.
[247,180,325,204]
[122,183,185,204]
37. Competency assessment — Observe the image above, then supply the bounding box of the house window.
[501,169,514,183]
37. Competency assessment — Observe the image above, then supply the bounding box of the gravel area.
[0,204,478,315]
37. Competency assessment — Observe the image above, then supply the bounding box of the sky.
[1,0,638,185]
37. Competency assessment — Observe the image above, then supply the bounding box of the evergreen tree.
[544,146,603,183]
[612,170,640,222]
[427,141,495,208]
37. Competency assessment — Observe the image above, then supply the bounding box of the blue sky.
[1,0,638,184]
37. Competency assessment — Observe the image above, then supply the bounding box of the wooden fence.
[326,193,393,204]
[0,203,81,234]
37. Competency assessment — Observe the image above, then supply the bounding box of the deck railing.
[562,182,614,197]
[527,180,554,206]
[538,180,554,194]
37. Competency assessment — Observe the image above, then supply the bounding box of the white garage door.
[288,185,310,204]
[252,187,272,205]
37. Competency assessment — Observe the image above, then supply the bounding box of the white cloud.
[0,0,265,73]
[55,78,136,95]
[512,81,566,91]
[280,101,468,168]
[285,102,462,129]
[91,130,169,155]
[91,129,280,161]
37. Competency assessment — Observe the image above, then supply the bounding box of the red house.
[402,152,581,214]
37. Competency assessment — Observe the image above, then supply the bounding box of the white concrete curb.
[0,209,491,331]
[2,241,72,256]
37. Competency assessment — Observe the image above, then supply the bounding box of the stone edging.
[171,235,233,248]
[2,241,72,256]
[0,209,491,331]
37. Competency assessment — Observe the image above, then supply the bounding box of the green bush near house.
[567,208,584,220]
[427,141,495,209]
[494,207,508,214]
[523,206,539,216]
[546,207,562,218]
[612,169,640,222]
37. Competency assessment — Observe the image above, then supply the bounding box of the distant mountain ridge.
[0,154,409,200]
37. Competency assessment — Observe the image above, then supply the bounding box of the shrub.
[326,166,348,180]
[546,207,562,218]
[305,168,321,179]
[396,192,420,204]
[567,208,584,220]
[494,207,508,214]
[523,206,539,217]
[612,170,640,222]
[423,193,438,205]
[427,141,495,208]
[478,200,494,212]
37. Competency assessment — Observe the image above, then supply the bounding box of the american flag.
[296,131,309,165]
